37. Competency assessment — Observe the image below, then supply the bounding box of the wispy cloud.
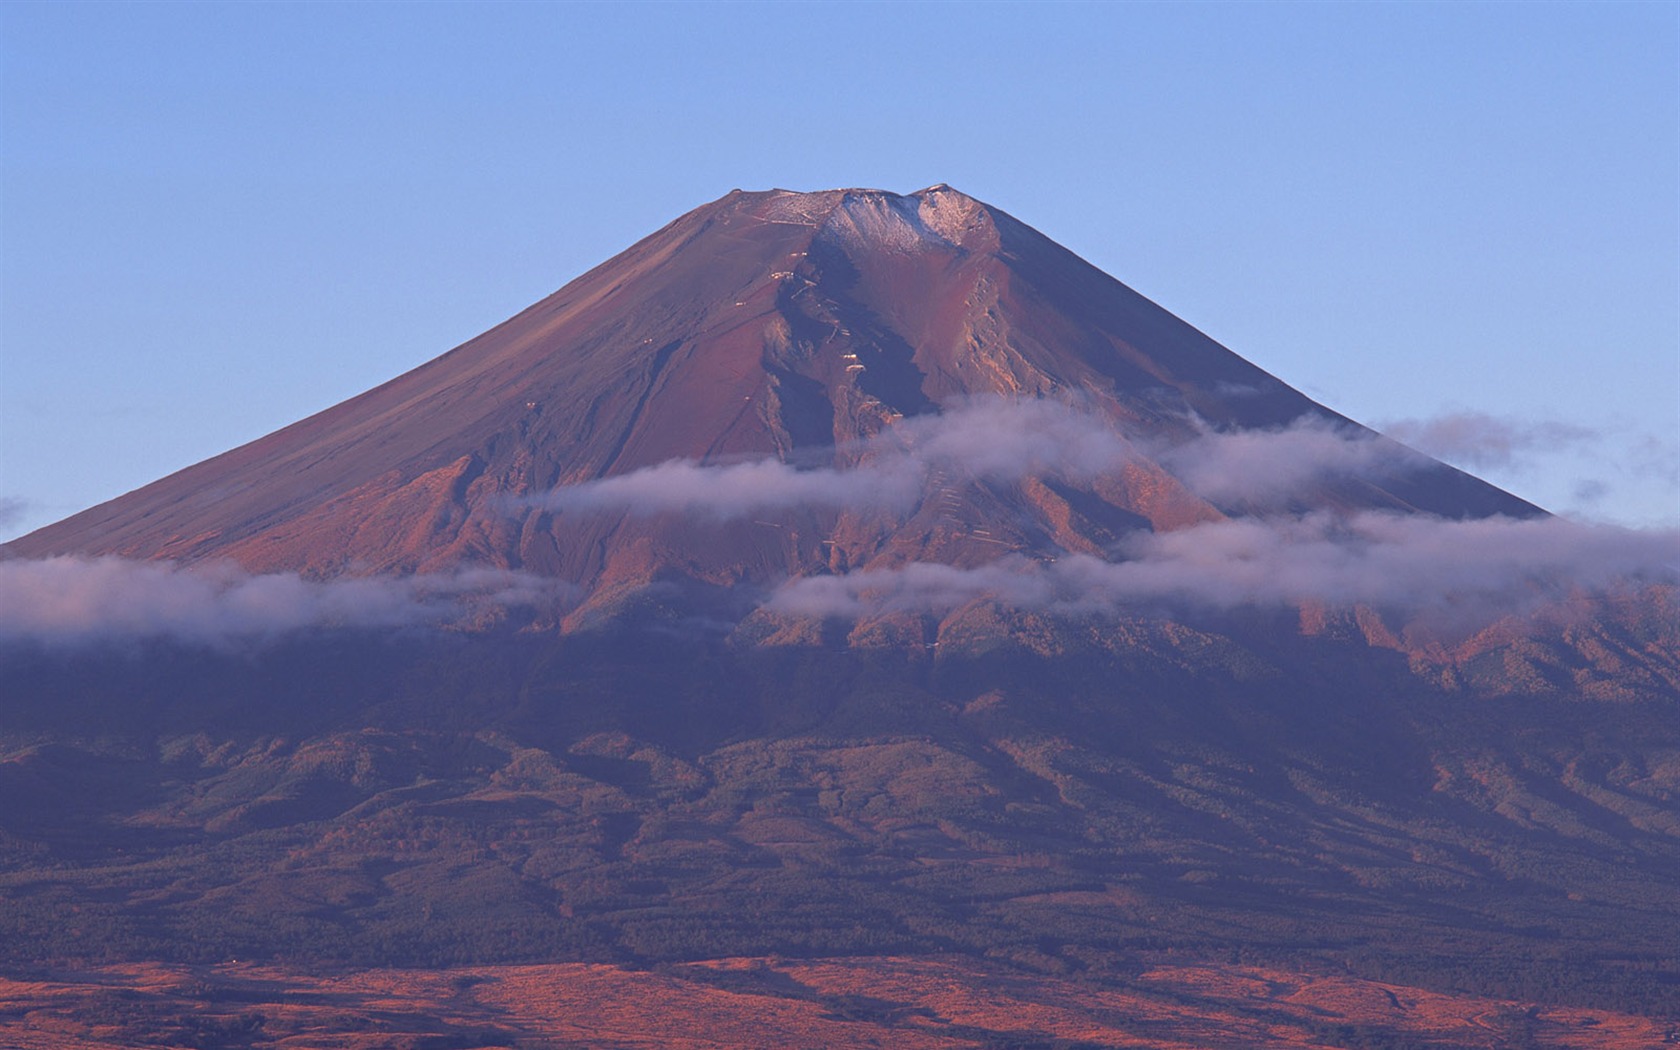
[769,513,1680,627]
[1154,416,1426,505]
[1381,411,1597,471]
[526,397,1142,518]
[1381,410,1680,526]
[1627,433,1680,488]
[533,453,923,518]
[532,397,1680,631]
[11,400,1670,647]
[0,557,570,646]
[528,397,1431,518]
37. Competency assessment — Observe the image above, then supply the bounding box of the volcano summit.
[2,188,1678,1047]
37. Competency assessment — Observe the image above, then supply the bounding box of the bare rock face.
[5,186,1535,608]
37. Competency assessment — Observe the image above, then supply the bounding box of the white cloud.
[1380,411,1680,527]
[528,397,1441,518]
[1381,411,1597,471]
[768,513,1680,627]
[526,397,1142,518]
[11,400,1667,647]
[0,557,570,646]
[1153,416,1427,505]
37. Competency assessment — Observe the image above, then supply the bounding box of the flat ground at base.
[0,954,1666,1049]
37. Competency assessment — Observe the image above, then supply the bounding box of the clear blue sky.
[2,0,1675,541]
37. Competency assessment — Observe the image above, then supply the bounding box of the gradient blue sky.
[2,0,1675,541]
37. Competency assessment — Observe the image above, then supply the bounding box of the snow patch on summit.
[916,186,996,249]
[762,189,845,226]
[821,192,958,255]
[754,186,993,252]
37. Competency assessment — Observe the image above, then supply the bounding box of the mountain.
[3,187,1677,1048]
[6,186,1534,589]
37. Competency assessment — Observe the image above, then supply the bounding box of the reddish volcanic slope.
[6,186,1536,599]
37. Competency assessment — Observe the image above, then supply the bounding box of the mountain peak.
[703,185,1002,255]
